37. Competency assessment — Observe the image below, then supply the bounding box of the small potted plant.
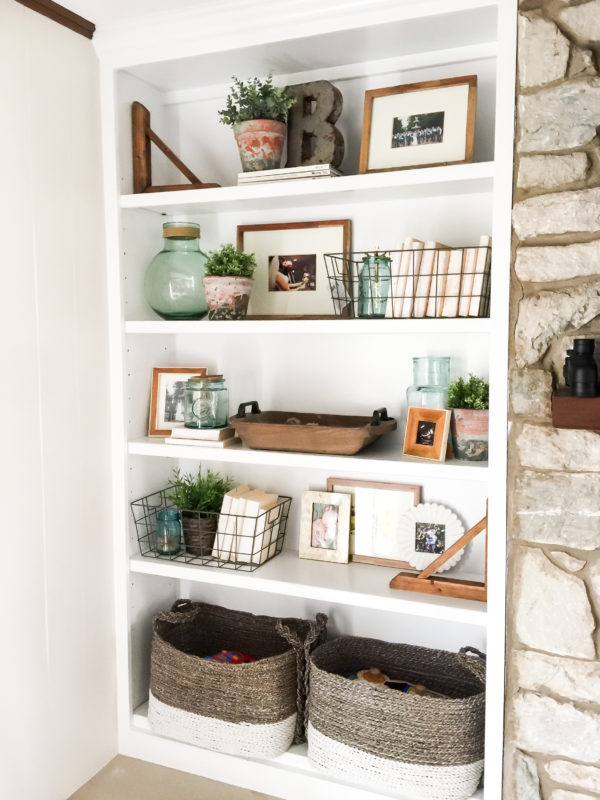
[203,243,257,320]
[447,374,489,461]
[218,75,296,172]
[166,468,232,556]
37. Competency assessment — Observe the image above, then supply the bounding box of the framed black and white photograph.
[237,220,351,317]
[397,503,465,572]
[326,477,420,567]
[403,407,451,462]
[149,367,207,436]
[359,75,477,173]
[299,490,351,563]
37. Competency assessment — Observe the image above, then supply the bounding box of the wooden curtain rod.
[15,0,95,39]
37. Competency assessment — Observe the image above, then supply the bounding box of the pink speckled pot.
[233,119,287,172]
[450,409,489,461]
[203,276,253,320]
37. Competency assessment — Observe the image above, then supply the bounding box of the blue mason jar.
[155,509,182,555]
[358,253,391,318]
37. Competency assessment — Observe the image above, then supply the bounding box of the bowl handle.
[236,401,261,418]
[371,408,391,426]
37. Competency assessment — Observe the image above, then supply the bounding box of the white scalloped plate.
[397,502,465,572]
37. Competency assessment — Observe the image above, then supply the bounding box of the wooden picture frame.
[237,219,352,318]
[359,75,477,174]
[149,367,207,437]
[403,407,451,461]
[326,478,420,568]
[299,490,351,564]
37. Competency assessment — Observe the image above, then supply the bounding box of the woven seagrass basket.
[148,599,327,758]
[307,636,485,800]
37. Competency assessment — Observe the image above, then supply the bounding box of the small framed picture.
[149,367,207,436]
[326,478,420,567]
[237,219,352,317]
[299,490,351,564]
[397,502,466,572]
[359,75,477,174]
[403,407,451,462]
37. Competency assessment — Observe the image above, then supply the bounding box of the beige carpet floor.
[69,755,276,800]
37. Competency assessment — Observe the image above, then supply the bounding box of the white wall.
[0,1,116,798]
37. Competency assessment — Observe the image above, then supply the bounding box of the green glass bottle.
[144,221,208,319]
[358,252,391,318]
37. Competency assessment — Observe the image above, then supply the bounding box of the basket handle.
[459,646,486,683]
[235,401,261,418]
[154,598,198,625]
[371,408,391,426]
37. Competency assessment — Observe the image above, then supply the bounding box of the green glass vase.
[144,221,208,319]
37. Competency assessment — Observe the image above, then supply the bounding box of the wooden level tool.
[390,508,487,602]
[132,101,220,193]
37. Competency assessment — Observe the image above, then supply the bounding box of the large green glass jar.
[144,221,208,319]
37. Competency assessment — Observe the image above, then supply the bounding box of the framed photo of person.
[359,75,477,174]
[396,502,466,572]
[326,478,420,567]
[299,490,351,564]
[149,367,207,436]
[403,407,451,461]
[236,219,351,317]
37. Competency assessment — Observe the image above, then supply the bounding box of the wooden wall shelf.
[552,393,600,430]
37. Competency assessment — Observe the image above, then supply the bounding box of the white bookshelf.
[98,1,515,797]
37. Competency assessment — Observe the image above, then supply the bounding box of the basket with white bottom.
[149,599,327,758]
[307,636,485,800]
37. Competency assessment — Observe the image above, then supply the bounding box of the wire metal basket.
[324,246,491,319]
[131,488,291,572]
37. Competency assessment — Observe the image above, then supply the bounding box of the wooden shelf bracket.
[132,101,220,193]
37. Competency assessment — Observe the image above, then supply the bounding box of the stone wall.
[507,2,600,798]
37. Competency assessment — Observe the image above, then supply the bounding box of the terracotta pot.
[203,275,253,320]
[181,512,217,557]
[233,119,287,172]
[450,408,489,461]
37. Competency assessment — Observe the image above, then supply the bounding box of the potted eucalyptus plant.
[218,75,296,171]
[203,243,257,319]
[447,374,489,461]
[166,468,232,556]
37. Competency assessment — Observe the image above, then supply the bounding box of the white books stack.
[212,485,283,565]
[390,235,491,318]
[237,163,342,185]
[164,426,241,448]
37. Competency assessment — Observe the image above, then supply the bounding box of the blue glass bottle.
[155,509,182,555]
[358,253,391,318]
[144,221,208,320]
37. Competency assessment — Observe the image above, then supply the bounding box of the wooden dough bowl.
[229,402,396,456]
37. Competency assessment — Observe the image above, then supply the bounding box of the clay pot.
[233,119,287,172]
[450,409,489,461]
[181,512,217,557]
[203,275,253,320]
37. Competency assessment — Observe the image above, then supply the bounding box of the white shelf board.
[128,436,489,482]
[130,549,487,626]
[130,703,484,800]
[125,317,492,335]
[119,162,494,215]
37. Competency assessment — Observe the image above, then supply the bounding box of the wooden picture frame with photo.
[359,75,477,174]
[326,477,420,568]
[236,219,351,318]
[403,407,451,461]
[299,490,351,564]
[149,367,207,436]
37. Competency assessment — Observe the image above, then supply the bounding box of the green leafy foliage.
[204,243,257,277]
[447,374,489,410]
[166,468,233,513]
[218,74,296,126]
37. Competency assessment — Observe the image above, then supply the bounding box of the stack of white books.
[212,486,283,565]
[390,234,492,318]
[164,426,241,448]
[237,163,342,185]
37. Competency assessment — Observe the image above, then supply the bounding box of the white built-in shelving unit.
[98,1,515,797]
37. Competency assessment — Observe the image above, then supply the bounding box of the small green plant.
[447,375,489,410]
[218,75,296,126]
[204,243,257,278]
[166,468,232,513]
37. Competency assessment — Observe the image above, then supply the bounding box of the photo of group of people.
[415,522,446,554]
[268,254,317,292]
[391,111,445,149]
